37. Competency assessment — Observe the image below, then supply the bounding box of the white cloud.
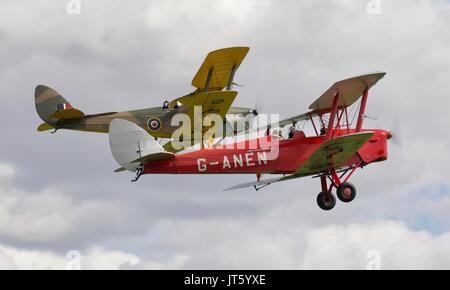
[0,163,126,244]
[0,248,16,269]
[0,163,14,180]
[0,245,149,270]
[147,219,450,269]
[2,219,450,270]
[301,220,450,269]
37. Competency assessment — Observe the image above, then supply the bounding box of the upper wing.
[244,72,386,133]
[309,72,386,110]
[191,47,250,91]
[296,132,373,176]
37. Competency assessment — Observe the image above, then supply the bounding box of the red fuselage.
[143,129,389,176]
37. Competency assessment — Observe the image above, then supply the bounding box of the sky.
[0,0,450,269]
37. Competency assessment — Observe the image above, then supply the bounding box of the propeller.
[373,115,401,148]
[388,116,402,148]
[252,96,262,117]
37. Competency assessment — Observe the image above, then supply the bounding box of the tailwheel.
[336,182,357,203]
[317,192,336,211]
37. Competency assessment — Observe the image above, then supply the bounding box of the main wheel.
[336,182,357,203]
[317,192,336,211]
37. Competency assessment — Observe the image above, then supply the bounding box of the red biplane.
[109,72,390,210]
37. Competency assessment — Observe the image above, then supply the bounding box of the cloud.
[3,219,449,270]
[0,248,16,269]
[301,220,450,269]
[0,163,128,247]
[0,163,15,180]
[141,219,450,269]
[0,245,149,270]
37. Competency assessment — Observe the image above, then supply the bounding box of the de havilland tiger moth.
[35,47,391,211]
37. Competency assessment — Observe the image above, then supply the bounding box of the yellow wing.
[172,90,237,121]
[191,47,249,91]
[165,91,238,153]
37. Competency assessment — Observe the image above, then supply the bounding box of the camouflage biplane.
[35,47,255,152]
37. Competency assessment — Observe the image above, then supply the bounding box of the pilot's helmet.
[174,101,182,109]
[163,100,169,109]
[272,129,283,138]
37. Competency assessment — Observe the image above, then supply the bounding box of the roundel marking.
[212,99,224,105]
[147,117,162,132]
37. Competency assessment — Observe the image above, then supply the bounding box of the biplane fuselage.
[44,104,201,138]
[143,128,389,175]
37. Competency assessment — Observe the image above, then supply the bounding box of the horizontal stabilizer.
[49,108,85,120]
[37,122,55,132]
[131,152,174,164]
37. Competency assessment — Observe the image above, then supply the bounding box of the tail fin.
[109,119,174,172]
[35,85,85,129]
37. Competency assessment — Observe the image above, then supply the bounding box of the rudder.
[109,119,174,172]
[35,85,84,125]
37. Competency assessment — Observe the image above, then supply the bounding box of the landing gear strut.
[316,175,336,210]
[131,165,144,182]
[315,167,359,211]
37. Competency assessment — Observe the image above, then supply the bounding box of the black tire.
[317,192,336,211]
[336,182,357,203]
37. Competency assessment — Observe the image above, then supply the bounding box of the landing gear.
[337,182,357,203]
[131,165,144,182]
[316,192,336,211]
[316,168,360,211]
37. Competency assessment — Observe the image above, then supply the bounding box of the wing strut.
[355,89,369,132]
[226,64,237,90]
[131,141,144,182]
[326,93,339,140]
[204,67,214,92]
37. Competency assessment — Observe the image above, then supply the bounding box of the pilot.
[320,127,327,135]
[288,126,297,139]
[173,101,182,109]
[271,129,283,140]
[162,100,170,110]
